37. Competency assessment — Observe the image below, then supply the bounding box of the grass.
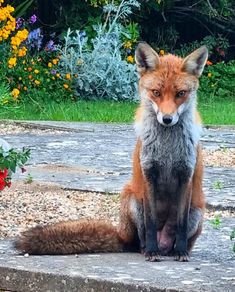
[0,98,234,125]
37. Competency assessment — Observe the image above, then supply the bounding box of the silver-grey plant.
[56,0,140,101]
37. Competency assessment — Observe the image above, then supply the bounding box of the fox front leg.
[174,181,192,262]
[143,165,161,262]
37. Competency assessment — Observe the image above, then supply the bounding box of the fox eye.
[152,90,160,97]
[176,90,186,98]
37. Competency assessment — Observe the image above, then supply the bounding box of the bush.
[199,60,235,101]
[56,0,139,101]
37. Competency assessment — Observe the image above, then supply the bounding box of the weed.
[213,180,224,190]
[210,215,222,229]
[25,173,33,184]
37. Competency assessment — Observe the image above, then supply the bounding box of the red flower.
[0,169,8,179]
[0,179,5,190]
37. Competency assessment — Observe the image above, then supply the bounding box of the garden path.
[2,120,235,209]
[0,121,234,292]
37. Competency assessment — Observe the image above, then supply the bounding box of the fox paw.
[145,249,161,262]
[174,251,189,262]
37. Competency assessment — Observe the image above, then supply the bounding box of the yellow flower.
[65,73,71,80]
[52,58,59,65]
[34,80,40,85]
[63,83,69,89]
[18,46,27,57]
[34,69,39,74]
[56,73,60,78]
[48,62,53,68]
[159,49,165,56]
[23,86,28,91]
[18,77,22,81]
[8,57,17,68]
[11,88,20,99]
[127,55,134,63]
[208,72,212,78]
[123,41,132,49]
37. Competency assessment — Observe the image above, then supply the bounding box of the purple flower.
[29,14,37,24]
[51,69,57,75]
[26,28,43,51]
[45,40,55,52]
[16,18,23,29]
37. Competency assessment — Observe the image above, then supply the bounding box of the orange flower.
[206,60,213,66]
[65,73,71,80]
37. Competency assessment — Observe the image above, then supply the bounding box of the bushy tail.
[14,219,124,255]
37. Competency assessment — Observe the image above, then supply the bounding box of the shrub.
[57,0,140,101]
[0,145,30,191]
[199,60,235,102]
[175,35,229,63]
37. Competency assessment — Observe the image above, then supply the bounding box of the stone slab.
[0,121,234,291]
[0,218,235,292]
[0,121,234,209]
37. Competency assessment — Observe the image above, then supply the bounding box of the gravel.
[0,181,120,238]
[0,122,234,239]
[0,181,234,239]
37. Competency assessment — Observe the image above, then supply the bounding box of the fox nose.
[162,114,173,125]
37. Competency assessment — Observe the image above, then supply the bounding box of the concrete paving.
[1,121,235,209]
[0,120,234,291]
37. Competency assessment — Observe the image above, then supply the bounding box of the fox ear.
[135,42,160,74]
[182,46,208,77]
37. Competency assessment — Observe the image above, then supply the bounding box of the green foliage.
[13,0,35,18]
[212,180,224,190]
[175,35,229,60]
[57,0,139,101]
[0,83,11,105]
[210,215,222,229]
[25,173,33,184]
[0,147,30,173]
[0,98,234,125]
[0,145,30,190]
[199,60,235,102]
[0,50,76,104]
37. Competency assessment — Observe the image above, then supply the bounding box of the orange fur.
[15,44,206,258]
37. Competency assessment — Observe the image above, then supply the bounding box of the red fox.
[15,43,208,262]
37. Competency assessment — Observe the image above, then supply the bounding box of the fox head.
[135,43,208,127]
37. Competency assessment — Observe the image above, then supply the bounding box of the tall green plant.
[13,0,35,18]
[57,0,140,101]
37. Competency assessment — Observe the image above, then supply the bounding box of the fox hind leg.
[118,187,140,252]
[187,207,203,252]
